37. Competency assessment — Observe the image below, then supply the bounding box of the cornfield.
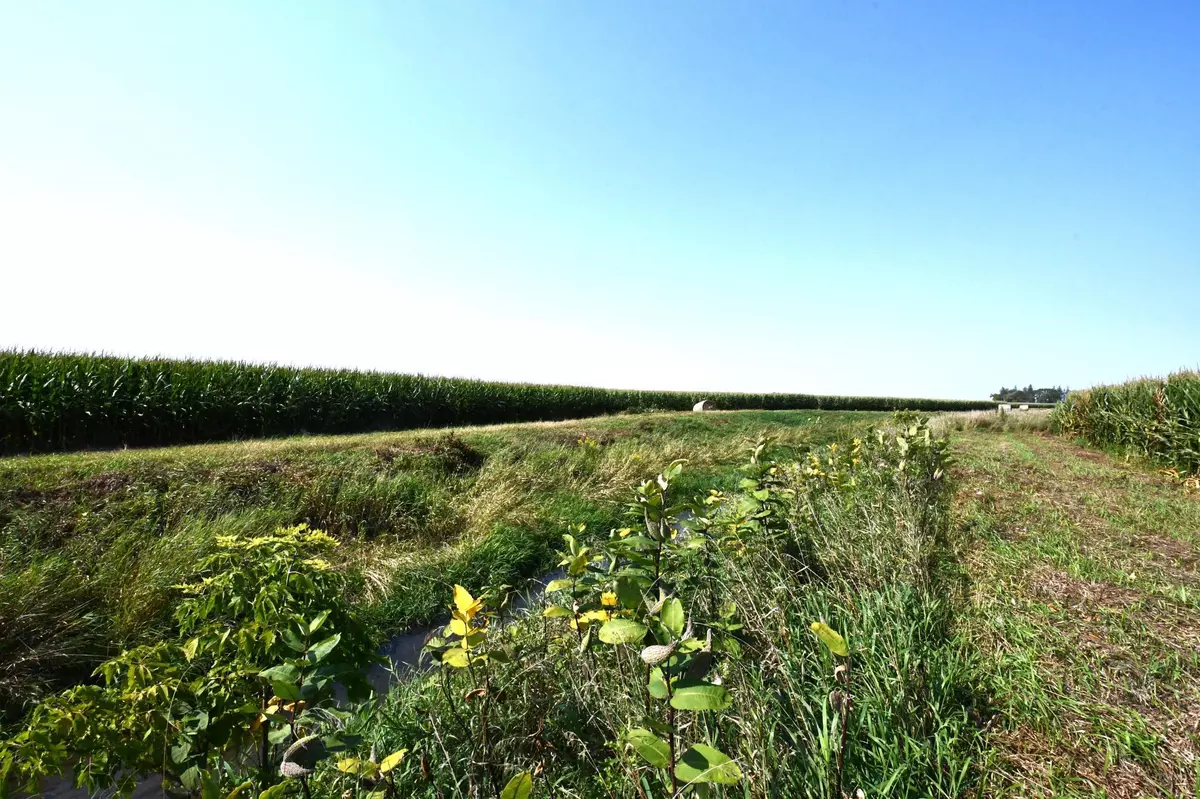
[1054,370,1200,474]
[0,351,994,454]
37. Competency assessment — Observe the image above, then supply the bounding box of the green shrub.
[1,526,380,798]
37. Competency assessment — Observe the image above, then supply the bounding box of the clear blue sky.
[2,2,1197,398]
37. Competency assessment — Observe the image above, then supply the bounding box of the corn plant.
[0,350,995,454]
[1055,370,1200,475]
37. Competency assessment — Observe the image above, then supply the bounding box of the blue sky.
[1,2,1197,398]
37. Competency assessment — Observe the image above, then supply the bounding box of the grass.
[952,428,1200,797]
[7,407,1199,798]
[931,408,1053,437]
[0,409,883,722]
[0,350,994,454]
[316,413,986,799]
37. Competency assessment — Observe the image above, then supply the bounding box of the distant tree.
[991,385,1066,403]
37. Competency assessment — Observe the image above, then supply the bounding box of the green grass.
[0,409,883,722]
[952,429,1200,798]
[9,408,1197,798]
[321,413,986,799]
[0,350,994,454]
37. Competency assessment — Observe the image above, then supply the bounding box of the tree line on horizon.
[991,384,1066,404]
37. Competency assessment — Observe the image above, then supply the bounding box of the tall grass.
[1,351,993,454]
[1054,369,1200,474]
[331,417,984,798]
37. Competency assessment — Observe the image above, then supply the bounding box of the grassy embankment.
[6,410,988,799]
[7,401,1197,797]
[0,410,881,723]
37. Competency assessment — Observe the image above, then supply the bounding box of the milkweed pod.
[640,641,678,666]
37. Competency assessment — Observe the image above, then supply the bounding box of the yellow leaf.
[442,647,470,668]
[181,637,199,662]
[809,621,849,657]
[453,584,482,618]
[379,749,408,774]
[337,758,380,779]
[449,613,470,637]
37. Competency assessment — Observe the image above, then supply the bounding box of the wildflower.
[828,443,838,452]
[601,591,618,607]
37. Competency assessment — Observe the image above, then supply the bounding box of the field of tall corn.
[1054,369,1200,474]
[0,352,994,454]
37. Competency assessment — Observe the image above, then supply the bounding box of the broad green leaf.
[379,748,408,774]
[598,619,648,646]
[669,680,732,711]
[258,664,300,683]
[201,772,224,799]
[282,630,306,653]
[180,767,202,792]
[545,579,573,593]
[500,771,533,799]
[542,605,572,618]
[258,781,292,799]
[568,551,588,576]
[675,744,742,785]
[224,780,254,799]
[442,647,470,668]
[308,633,342,663]
[267,724,293,745]
[308,610,331,635]
[181,637,199,662]
[615,576,644,609]
[622,728,670,769]
[170,741,192,765]
[647,667,668,699]
[272,681,303,701]
[661,598,685,637]
[809,621,849,657]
